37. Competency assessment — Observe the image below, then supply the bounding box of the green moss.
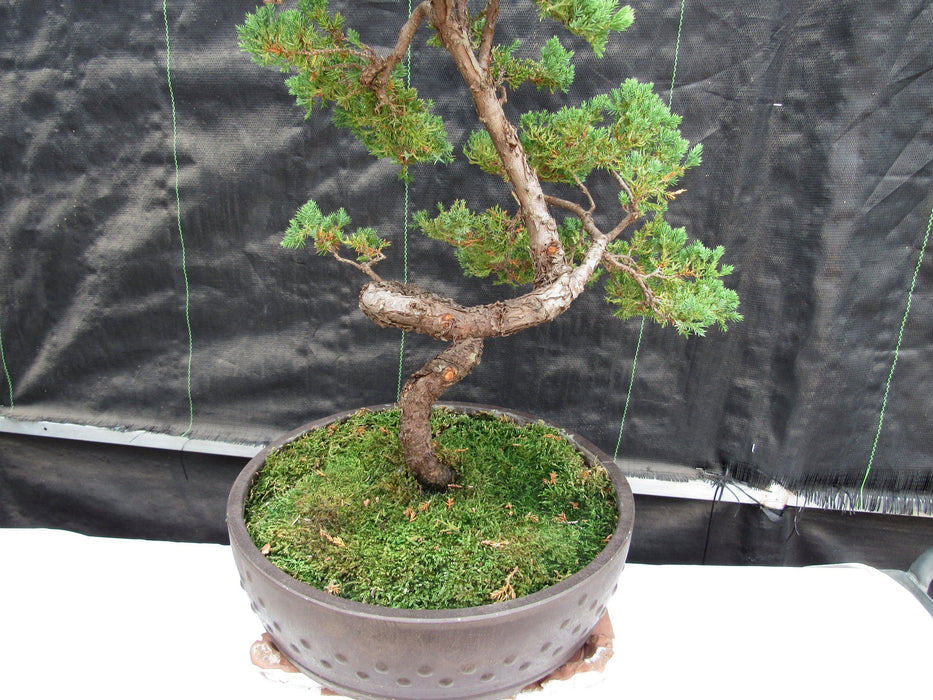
[245,407,619,609]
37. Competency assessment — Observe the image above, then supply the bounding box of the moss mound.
[245,407,619,609]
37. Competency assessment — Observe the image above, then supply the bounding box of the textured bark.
[358,229,616,342]
[400,337,484,488]
[356,2,634,487]
[360,1,432,98]
[427,0,570,287]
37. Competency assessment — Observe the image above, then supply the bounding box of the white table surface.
[2,528,930,699]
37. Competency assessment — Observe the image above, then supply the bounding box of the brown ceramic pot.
[227,403,635,700]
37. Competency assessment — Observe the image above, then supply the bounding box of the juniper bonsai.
[239,0,741,489]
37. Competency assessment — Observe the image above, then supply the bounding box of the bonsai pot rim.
[227,402,635,699]
[228,402,634,620]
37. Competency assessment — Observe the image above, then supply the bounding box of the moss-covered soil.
[245,407,618,609]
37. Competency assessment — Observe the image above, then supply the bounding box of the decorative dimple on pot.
[227,403,635,700]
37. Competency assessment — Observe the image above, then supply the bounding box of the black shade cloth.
[1,0,931,529]
[3,432,932,568]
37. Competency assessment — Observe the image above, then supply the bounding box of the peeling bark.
[400,337,484,488]
[360,1,432,99]
[358,226,619,342]
[428,0,570,287]
[350,1,632,486]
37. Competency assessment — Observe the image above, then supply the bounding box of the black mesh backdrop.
[1,0,932,535]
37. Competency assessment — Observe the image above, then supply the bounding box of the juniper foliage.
[238,0,740,335]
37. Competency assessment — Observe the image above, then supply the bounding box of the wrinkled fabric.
[0,0,931,505]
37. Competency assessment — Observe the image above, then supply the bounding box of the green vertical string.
[396,0,413,402]
[613,319,643,460]
[857,202,932,509]
[164,0,195,436]
[613,0,688,460]
[669,0,687,107]
[396,181,409,401]
[0,319,13,408]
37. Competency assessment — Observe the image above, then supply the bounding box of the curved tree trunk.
[399,337,483,489]
[364,3,635,490]
[427,0,570,287]
[364,2,631,489]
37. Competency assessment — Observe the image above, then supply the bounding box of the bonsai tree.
[238,0,741,490]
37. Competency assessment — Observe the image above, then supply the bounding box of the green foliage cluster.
[605,218,742,335]
[489,36,576,93]
[466,79,701,213]
[604,80,703,211]
[415,202,532,285]
[241,0,740,336]
[238,0,452,175]
[245,408,618,609]
[282,200,389,264]
[534,0,635,57]
[436,17,578,92]
[414,201,586,286]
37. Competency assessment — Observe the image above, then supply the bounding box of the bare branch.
[360,262,590,341]
[611,170,636,209]
[361,0,432,96]
[544,193,589,220]
[545,192,639,245]
[601,252,659,311]
[573,175,596,214]
[330,251,385,283]
[605,211,639,241]
[544,194,601,240]
[478,0,500,70]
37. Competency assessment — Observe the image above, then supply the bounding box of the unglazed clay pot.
[227,403,635,700]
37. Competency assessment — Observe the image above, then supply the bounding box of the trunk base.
[399,338,484,489]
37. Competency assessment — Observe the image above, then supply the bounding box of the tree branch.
[361,0,432,98]
[605,211,639,241]
[265,43,376,68]
[428,0,570,287]
[329,251,386,283]
[574,175,597,214]
[544,193,589,220]
[611,170,636,209]
[358,212,624,342]
[601,251,658,311]
[544,193,638,244]
[477,0,500,70]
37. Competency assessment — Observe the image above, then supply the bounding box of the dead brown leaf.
[319,527,346,547]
